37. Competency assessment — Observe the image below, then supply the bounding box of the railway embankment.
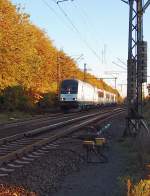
[0,108,60,125]
[0,111,34,124]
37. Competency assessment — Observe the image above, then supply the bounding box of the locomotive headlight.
[61,97,66,101]
[73,97,77,101]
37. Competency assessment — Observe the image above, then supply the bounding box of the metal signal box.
[137,41,147,83]
[128,59,136,100]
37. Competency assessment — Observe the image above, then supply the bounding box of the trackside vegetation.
[117,102,150,196]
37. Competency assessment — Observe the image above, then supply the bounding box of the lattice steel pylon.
[122,0,150,136]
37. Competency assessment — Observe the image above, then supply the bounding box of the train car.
[59,79,98,110]
[59,79,117,110]
[97,89,105,105]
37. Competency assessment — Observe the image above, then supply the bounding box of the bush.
[0,93,4,110]
[2,86,35,112]
[37,92,58,111]
[128,179,150,196]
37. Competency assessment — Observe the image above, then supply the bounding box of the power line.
[112,61,127,70]
[116,57,127,67]
[51,0,101,61]
[41,0,59,16]
[41,0,76,32]
[71,1,101,49]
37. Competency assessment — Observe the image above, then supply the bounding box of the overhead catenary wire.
[112,61,127,71]
[71,1,101,48]
[42,0,127,85]
[116,57,127,67]
[41,0,76,33]
[41,0,59,17]
[71,0,103,66]
[72,1,108,66]
[50,0,101,61]
[76,0,128,87]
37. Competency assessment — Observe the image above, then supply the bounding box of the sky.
[11,0,150,96]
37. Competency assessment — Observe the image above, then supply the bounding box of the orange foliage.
[0,184,37,196]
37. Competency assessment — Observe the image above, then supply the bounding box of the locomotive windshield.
[60,80,78,94]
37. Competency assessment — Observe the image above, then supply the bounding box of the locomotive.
[59,79,117,110]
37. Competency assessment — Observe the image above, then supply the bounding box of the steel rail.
[0,107,118,130]
[0,112,81,130]
[0,108,119,144]
[0,108,125,167]
[0,111,97,140]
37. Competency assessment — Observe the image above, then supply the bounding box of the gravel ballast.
[0,149,84,195]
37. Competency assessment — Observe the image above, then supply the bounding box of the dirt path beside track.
[52,114,128,196]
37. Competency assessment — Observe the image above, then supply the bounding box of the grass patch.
[123,141,142,177]
[143,102,150,162]
[116,113,150,195]
[143,101,150,125]
[0,111,35,124]
[115,138,143,195]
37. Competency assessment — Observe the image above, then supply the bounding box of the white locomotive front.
[59,79,79,109]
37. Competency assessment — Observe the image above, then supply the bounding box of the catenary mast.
[123,0,150,136]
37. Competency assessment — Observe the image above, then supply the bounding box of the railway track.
[0,111,92,139]
[0,112,78,130]
[0,107,117,139]
[0,107,125,177]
